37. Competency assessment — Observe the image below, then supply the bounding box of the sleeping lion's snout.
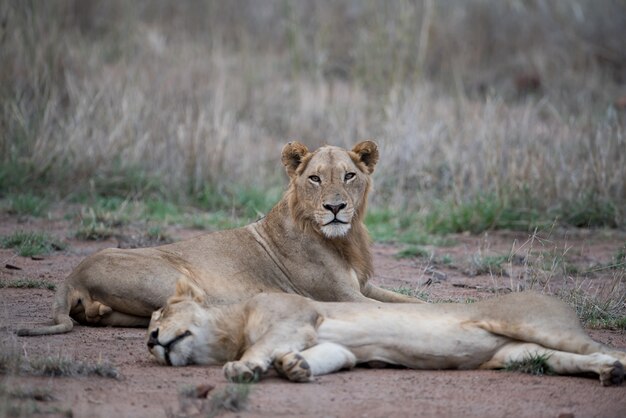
[147,329,159,349]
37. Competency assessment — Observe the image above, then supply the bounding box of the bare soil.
[1,214,625,418]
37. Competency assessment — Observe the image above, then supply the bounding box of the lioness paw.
[274,353,312,382]
[223,361,263,383]
[599,361,624,387]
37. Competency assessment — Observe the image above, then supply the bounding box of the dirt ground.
[1,214,625,418]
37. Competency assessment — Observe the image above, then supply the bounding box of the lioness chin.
[18,141,420,336]
[147,278,625,387]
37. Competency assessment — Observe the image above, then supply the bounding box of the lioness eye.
[344,172,356,181]
[309,175,321,183]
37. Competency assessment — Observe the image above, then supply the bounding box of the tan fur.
[148,279,626,386]
[17,141,418,336]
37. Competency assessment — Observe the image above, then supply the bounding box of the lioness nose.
[323,203,346,215]
[147,329,159,348]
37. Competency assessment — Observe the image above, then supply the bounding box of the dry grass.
[167,383,251,418]
[0,338,119,379]
[1,1,625,228]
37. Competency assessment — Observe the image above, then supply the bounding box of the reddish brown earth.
[1,214,625,418]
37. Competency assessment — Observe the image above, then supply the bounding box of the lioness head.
[147,279,225,366]
[282,140,378,238]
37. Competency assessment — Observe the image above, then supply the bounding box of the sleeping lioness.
[147,278,625,386]
[18,141,417,336]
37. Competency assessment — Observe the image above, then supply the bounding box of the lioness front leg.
[223,324,318,383]
[223,361,266,383]
[274,342,357,382]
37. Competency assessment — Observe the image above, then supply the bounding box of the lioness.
[147,278,625,386]
[18,141,417,336]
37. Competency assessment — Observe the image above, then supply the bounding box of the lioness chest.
[315,306,509,369]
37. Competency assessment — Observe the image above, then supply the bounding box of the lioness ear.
[174,278,206,304]
[351,140,379,174]
[281,141,309,178]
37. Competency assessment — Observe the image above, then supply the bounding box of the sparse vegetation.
[1,194,50,217]
[468,254,510,277]
[0,279,56,291]
[505,353,554,376]
[0,231,66,257]
[168,383,251,418]
[73,202,128,240]
[0,385,54,402]
[438,254,453,266]
[27,357,119,379]
[75,221,116,241]
[0,384,71,418]
[366,210,455,246]
[146,225,170,242]
[395,246,431,259]
[422,196,543,235]
[613,244,626,270]
[0,342,118,379]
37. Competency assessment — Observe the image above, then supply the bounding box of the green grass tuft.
[438,254,454,265]
[422,193,621,234]
[26,357,119,379]
[143,199,183,221]
[395,246,431,259]
[505,353,553,375]
[612,244,626,270]
[89,161,165,199]
[0,231,66,257]
[366,209,455,246]
[2,194,50,217]
[422,194,549,234]
[0,279,56,291]
[74,203,125,240]
[469,254,509,276]
[195,184,282,220]
[558,196,618,228]
[146,225,171,242]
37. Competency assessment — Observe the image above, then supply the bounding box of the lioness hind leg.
[482,342,625,386]
[81,299,149,327]
[98,311,150,327]
[275,342,357,382]
[84,300,112,323]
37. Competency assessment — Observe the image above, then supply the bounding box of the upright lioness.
[18,141,418,336]
[148,278,625,387]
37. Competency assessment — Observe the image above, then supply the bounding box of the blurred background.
[1,0,625,232]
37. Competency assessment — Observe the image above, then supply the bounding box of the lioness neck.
[261,197,373,286]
